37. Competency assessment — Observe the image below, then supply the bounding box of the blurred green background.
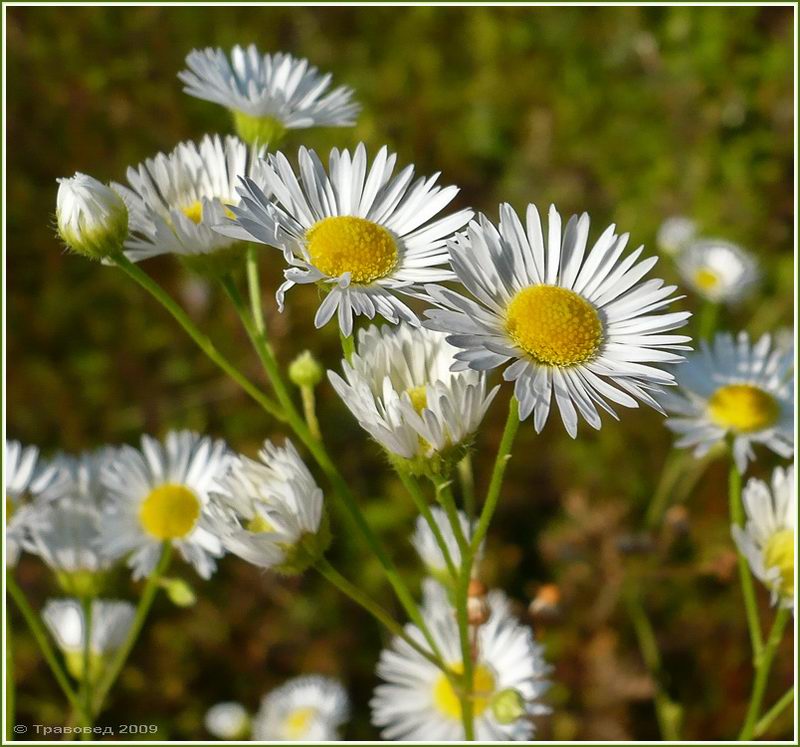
[6,5,794,741]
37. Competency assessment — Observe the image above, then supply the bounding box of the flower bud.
[288,350,324,388]
[56,173,128,260]
[205,701,250,740]
[490,688,527,724]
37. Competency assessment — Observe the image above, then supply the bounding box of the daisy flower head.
[180,46,359,145]
[656,215,697,257]
[43,598,135,681]
[411,507,481,585]
[98,431,230,580]
[424,203,692,437]
[677,238,759,304]
[220,143,473,336]
[328,324,496,472]
[252,675,349,741]
[56,173,128,260]
[661,332,793,472]
[205,702,251,740]
[113,134,266,274]
[732,466,795,609]
[371,580,550,741]
[206,440,328,575]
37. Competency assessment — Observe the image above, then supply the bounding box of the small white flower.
[204,701,250,740]
[732,466,795,609]
[677,238,758,303]
[329,324,496,464]
[662,332,794,472]
[220,143,473,335]
[180,46,359,144]
[113,135,265,266]
[56,173,128,260]
[412,507,480,582]
[252,675,349,741]
[98,431,230,580]
[656,216,697,257]
[371,579,550,740]
[206,440,326,574]
[424,203,692,437]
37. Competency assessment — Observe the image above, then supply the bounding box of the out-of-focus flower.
[371,580,550,740]
[656,216,697,257]
[329,324,496,471]
[411,507,479,585]
[661,332,793,472]
[206,440,327,575]
[424,203,692,437]
[733,466,795,609]
[251,675,349,741]
[219,144,472,336]
[677,238,758,304]
[204,701,250,740]
[528,583,562,622]
[42,598,135,681]
[56,173,128,260]
[180,46,359,144]
[98,431,230,580]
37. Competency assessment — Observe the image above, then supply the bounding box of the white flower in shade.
[42,598,135,680]
[371,580,550,741]
[113,135,265,269]
[98,431,230,580]
[204,701,250,740]
[221,144,473,335]
[251,675,349,741]
[5,441,63,567]
[677,238,758,303]
[328,324,497,467]
[206,440,327,574]
[656,216,697,257]
[662,332,793,472]
[180,46,359,144]
[732,466,795,609]
[424,204,692,437]
[412,507,480,583]
[56,173,128,260]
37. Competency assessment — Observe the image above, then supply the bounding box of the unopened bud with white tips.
[56,173,128,260]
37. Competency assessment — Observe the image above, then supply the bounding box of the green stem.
[300,386,321,440]
[697,300,720,342]
[6,574,80,710]
[738,607,791,740]
[754,686,794,738]
[6,606,15,741]
[90,544,172,716]
[457,454,476,522]
[728,456,764,659]
[470,397,521,555]
[644,450,689,529]
[79,598,93,733]
[112,255,284,422]
[245,246,266,336]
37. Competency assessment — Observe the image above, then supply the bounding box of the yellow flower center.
[505,285,603,366]
[693,267,720,291]
[246,514,274,533]
[707,384,779,433]
[139,484,201,540]
[432,663,496,720]
[406,385,429,414]
[180,200,236,224]
[763,529,794,598]
[283,707,316,739]
[306,216,398,284]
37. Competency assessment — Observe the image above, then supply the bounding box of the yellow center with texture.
[406,385,429,414]
[139,484,201,540]
[707,384,779,433]
[306,216,398,284]
[763,529,794,598]
[433,663,496,720]
[505,285,603,366]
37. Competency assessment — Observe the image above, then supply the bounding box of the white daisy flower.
[5,440,63,567]
[204,701,250,740]
[98,431,230,580]
[42,598,135,680]
[662,332,794,472]
[206,440,327,574]
[328,324,496,467]
[180,46,359,144]
[371,580,550,740]
[220,143,473,335]
[113,134,266,269]
[56,173,128,260]
[251,675,349,741]
[424,203,692,437]
[656,216,697,257]
[677,238,758,303]
[732,466,795,609]
[411,507,480,583]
